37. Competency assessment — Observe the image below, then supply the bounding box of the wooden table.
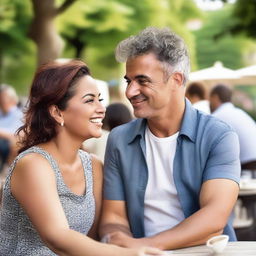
[166,241,256,255]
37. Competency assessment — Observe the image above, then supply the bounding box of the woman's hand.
[133,246,167,256]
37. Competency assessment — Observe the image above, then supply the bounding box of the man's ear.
[49,105,64,125]
[171,72,184,88]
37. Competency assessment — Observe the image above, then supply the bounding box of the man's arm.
[99,128,134,242]
[99,179,239,249]
[100,131,240,250]
[144,178,239,249]
[99,200,133,241]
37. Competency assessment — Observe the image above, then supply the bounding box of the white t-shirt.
[144,126,185,237]
[212,102,256,164]
[193,100,210,114]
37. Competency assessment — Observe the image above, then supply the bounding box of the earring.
[61,121,64,127]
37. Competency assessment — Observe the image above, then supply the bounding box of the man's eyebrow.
[124,75,151,80]
[135,75,151,80]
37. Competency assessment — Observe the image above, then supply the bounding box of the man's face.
[124,53,176,120]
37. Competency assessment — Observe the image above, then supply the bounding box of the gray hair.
[115,27,190,85]
[0,83,19,103]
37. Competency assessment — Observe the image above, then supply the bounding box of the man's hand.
[106,231,153,248]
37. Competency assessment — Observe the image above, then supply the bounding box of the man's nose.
[126,81,140,99]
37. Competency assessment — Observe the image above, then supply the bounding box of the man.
[100,27,240,250]
[210,84,256,167]
[0,84,23,170]
[186,82,210,114]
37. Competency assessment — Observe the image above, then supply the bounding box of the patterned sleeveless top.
[0,146,95,255]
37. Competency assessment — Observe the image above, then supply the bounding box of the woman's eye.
[85,99,94,103]
[99,98,104,102]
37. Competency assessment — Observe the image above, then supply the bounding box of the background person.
[99,27,240,250]
[103,102,133,131]
[0,59,164,256]
[0,84,23,171]
[186,82,210,114]
[210,84,256,168]
[84,102,133,161]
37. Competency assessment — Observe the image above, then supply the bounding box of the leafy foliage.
[58,0,200,79]
[4,0,253,94]
[0,0,32,54]
[211,0,256,38]
[193,6,255,69]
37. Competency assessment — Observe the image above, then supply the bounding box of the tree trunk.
[29,0,76,66]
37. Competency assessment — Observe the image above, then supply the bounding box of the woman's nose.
[96,101,106,114]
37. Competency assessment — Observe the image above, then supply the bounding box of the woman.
[0,60,164,256]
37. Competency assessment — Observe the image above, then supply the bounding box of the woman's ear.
[49,105,64,125]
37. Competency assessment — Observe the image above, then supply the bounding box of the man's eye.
[99,98,104,102]
[125,80,131,85]
[138,79,147,84]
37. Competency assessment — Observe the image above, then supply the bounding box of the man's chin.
[133,110,147,119]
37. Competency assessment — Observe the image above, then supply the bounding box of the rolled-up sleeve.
[203,131,241,184]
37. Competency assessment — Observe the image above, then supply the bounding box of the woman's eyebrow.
[82,93,95,98]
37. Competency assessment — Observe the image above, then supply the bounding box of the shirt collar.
[128,118,147,144]
[128,98,197,143]
[179,98,197,143]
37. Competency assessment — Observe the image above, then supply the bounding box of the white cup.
[206,235,229,254]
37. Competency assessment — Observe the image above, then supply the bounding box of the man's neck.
[147,100,185,138]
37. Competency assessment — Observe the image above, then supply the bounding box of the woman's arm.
[10,153,163,256]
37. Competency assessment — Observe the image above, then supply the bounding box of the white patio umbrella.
[236,65,256,77]
[235,65,256,86]
[189,61,240,87]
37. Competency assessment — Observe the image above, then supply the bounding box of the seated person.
[99,27,240,250]
[210,84,256,168]
[186,82,210,114]
[0,59,163,256]
[0,84,23,170]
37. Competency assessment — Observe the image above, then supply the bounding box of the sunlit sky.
[194,0,236,11]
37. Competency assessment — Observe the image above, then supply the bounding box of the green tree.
[58,0,200,79]
[29,0,77,66]
[193,6,255,69]
[212,0,256,38]
[0,0,201,93]
[0,0,31,84]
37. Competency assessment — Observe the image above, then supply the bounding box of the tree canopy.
[1,0,255,95]
[193,5,256,69]
[211,0,256,38]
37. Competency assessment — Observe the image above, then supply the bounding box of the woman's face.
[62,75,106,140]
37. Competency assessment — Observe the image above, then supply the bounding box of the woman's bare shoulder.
[90,153,103,178]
